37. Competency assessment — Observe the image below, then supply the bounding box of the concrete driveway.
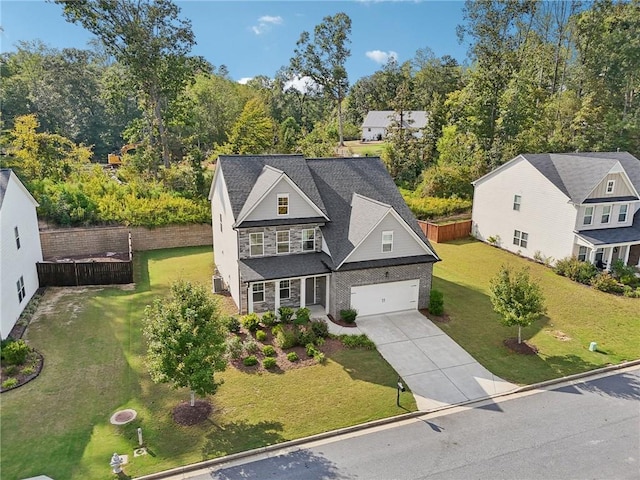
[355,311,517,411]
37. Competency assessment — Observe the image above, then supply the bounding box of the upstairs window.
[17,276,26,303]
[14,226,21,249]
[583,206,594,225]
[249,232,264,256]
[302,228,315,251]
[513,195,521,211]
[252,283,264,303]
[277,194,289,216]
[601,205,611,224]
[279,280,290,299]
[618,204,628,223]
[277,230,290,254]
[382,231,393,253]
[606,180,615,194]
[513,230,528,248]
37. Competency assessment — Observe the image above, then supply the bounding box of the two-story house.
[0,169,43,339]
[209,155,439,318]
[471,152,640,268]
[361,111,428,142]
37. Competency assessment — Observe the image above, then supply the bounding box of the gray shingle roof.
[576,210,640,245]
[0,169,10,209]
[362,111,428,130]
[239,252,332,282]
[522,152,640,203]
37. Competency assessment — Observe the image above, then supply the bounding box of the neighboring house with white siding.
[0,169,43,339]
[361,111,427,141]
[471,152,640,269]
[209,155,439,318]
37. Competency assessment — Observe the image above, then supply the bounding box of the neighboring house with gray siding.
[209,155,439,318]
[472,152,640,269]
[361,111,428,141]
[0,169,43,339]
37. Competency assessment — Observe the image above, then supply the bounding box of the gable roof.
[0,168,39,210]
[362,111,428,130]
[473,152,640,204]
[306,156,438,266]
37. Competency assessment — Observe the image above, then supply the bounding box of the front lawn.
[0,246,414,480]
[432,239,640,385]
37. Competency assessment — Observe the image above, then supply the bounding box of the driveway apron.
[355,311,517,411]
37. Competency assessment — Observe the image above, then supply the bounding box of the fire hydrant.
[110,452,123,474]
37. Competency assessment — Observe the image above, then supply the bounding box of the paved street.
[153,366,640,480]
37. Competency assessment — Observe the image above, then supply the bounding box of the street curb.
[134,359,640,480]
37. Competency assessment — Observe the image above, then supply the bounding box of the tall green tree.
[143,280,227,407]
[225,98,275,154]
[291,12,352,147]
[55,0,199,168]
[489,265,546,344]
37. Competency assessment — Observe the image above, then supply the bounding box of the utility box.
[212,275,224,293]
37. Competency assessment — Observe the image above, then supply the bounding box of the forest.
[0,0,638,227]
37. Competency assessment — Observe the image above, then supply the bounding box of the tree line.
[0,0,637,226]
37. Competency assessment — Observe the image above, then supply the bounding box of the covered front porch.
[574,240,640,270]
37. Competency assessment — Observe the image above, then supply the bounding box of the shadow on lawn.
[201,419,285,460]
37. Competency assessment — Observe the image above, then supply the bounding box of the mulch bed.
[172,400,213,426]
[503,338,539,355]
[327,314,358,328]
[419,308,450,323]
[0,350,44,393]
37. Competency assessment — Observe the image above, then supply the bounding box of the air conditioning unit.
[212,275,224,293]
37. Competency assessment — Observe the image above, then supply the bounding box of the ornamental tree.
[143,280,227,406]
[489,265,546,344]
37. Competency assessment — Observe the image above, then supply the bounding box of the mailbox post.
[397,378,405,407]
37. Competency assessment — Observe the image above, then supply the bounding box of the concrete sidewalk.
[319,309,517,411]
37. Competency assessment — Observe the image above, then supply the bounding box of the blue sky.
[1,0,468,83]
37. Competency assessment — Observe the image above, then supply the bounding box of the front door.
[305,277,316,305]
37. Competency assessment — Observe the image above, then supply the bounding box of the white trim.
[276,230,290,254]
[249,232,264,257]
[583,206,594,225]
[381,230,393,253]
[618,204,628,223]
[513,194,521,211]
[601,205,611,224]
[277,193,289,216]
[606,179,615,194]
[302,228,315,252]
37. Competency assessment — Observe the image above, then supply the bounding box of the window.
[601,205,611,224]
[583,206,594,225]
[606,180,615,194]
[249,232,264,256]
[277,230,290,254]
[513,230,528,248]
[382,231,393,253]
[513,195,521,211]
[219,214,223,232]
[279,280,290,299]
[302,228,315,251]
[17,276,25,303]
[618,204,628,222]
[578,246,588,262]
[277,194,289,216]
[252,283,264,303]
[14,226,21,249]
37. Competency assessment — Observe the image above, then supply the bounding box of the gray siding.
[587,173,634,199]
[346,214,426,264]
[245,177,321,222]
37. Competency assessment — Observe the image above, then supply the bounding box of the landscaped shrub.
[225,336,243,360]
[310,319,329,338]
[2,340,30,365]
[21,365,35,376]
[400,190,472,220]
[278,306,294,323]
[263,357,277,369]
[554,257,598,284]
[224,316,241,334]
[241,313,261,332]
[340,308,358,324]
[591,273,624,294]
[243,355,258,367]
[610,259,640,287]
[287,351,299,362]
[313,351,326,364]
[340,334,376,350]
[262,345,276,357]
[623,286,640,298]
[306,343,318,357]
[429,289,444,316]
[261,311,278,327]
[4,365,19,376]
[297,328,317,347]
[255,330,267,342]
[243,339,260,354]
[275,328,297,349]
[2,378,18,389]
[294,307,310,324]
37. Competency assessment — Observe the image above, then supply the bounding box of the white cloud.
[251,15,284,35]
[284,76,318,94]
[237,77,253,85]
[365,50,398,64]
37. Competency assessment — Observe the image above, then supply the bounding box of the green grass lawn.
[432,239,640,385]
[0,246,414,480]
[343,139,386,157]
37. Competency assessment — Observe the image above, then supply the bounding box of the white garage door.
[350,279,419,317]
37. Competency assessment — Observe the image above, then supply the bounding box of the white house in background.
[361,111,428,141]
[0,169,43,339]
[471,152,640,269]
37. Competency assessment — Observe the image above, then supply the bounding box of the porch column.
[588,248,596,263]
[248,283,253,314]
[275,280,281,311]
[325,274,330,314]
[300,277,306,308]
[623,245,630,265]
[606,247,614,268]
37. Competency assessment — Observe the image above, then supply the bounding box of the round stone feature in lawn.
[110,408,137,425]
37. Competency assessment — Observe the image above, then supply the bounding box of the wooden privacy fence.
[37,261,133,287]
[417,219,472,243]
